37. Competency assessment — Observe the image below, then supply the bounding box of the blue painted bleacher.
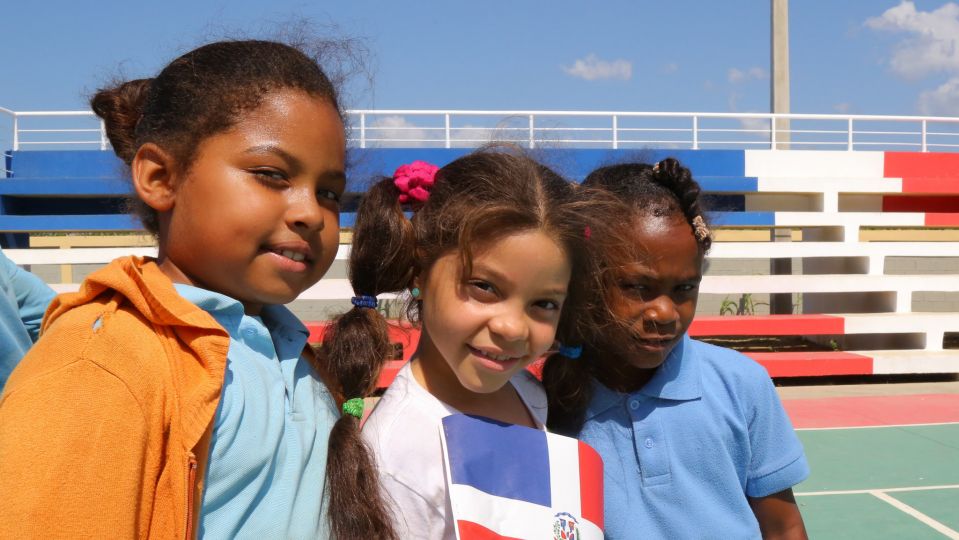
[0,148,753,246]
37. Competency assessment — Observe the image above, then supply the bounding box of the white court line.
[870,491,959,539]
[795,421,959,431]
[795,484,959,497]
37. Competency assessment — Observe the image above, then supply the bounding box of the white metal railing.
[3,107,959,158]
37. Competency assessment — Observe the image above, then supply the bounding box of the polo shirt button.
[644,437,654,448]
[629,400,640,410]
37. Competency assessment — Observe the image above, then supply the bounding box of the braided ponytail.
[321,177,417,540]
[649,158,712,251]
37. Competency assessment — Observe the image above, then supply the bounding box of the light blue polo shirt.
[578,334,809,539]
[175,284,337,540]
[0,249,56,392]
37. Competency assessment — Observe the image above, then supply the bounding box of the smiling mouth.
[467,345,523,364]
[268,248,311,263]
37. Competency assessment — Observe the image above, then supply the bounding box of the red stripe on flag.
[577,440,604,530]
[457,520,524,540]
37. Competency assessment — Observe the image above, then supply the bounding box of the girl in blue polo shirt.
[543,158,809,539]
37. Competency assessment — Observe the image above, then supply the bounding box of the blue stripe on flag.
[443,415,552,508]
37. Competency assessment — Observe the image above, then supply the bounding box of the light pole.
[770,0,793,315]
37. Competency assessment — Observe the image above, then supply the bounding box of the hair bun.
[90,78,153,164]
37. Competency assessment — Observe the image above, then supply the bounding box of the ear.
[130,143,178,212]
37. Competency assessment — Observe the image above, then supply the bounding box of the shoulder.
[363,366,446,462]
[511,369,548,426]
[689,338,771,387]
[4,298,173,408]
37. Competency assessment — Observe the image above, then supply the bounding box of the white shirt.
[363,363,548,540]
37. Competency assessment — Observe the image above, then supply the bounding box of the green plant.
[376,298,408,320]
[719,293,769,316]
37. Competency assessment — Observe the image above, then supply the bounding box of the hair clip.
[652,160,662,173]
[342,397,364,419]
[692,215,710,242]
[393,161,439,204]
[584,225,592,240]
[351,295,378,309]
[558,344,582,359]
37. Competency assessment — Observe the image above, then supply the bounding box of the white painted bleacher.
[709,242,959,275]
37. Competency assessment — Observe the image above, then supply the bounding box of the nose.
[642,295,679,326]
[488,306,530,343]
[286,188,327,234]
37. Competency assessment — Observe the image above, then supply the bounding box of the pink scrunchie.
[393,161,439,204]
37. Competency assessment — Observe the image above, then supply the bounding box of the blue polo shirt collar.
[638,334,702,401]
[585,334,702,420]
[173,284,309,342]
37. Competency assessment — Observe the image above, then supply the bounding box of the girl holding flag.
[325,148,617,538]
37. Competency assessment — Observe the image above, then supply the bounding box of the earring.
[411,287,421,299]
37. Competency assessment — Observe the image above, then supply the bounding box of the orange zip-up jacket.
[0,256,229,539]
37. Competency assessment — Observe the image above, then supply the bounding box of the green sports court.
[781,384,959,539]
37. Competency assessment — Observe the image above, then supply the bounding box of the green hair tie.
[342,398,365,419]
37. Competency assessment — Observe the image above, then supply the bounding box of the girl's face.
[417,229,572,394]
[609,213,703,371]
[155,89,346,314]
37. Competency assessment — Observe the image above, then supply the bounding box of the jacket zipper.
[184,455,198,540]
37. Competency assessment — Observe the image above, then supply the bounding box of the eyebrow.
[244,144,346,184]
[474,264,569,298]
[619,264,702,282]
[244,144,302,173]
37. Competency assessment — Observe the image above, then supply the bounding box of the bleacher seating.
[4,143,959,382]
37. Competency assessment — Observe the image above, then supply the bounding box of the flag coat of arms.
[440,414,604,540]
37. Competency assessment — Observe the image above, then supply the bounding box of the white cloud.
[728,66,768,84]
[833,102,852,114]
[918,76,959,115]
[865,1,959,79]
[563,54,632,81]
[450,124,496,147]
[662,62,679,74]
[369,116,430,147]
[739,117,770,134]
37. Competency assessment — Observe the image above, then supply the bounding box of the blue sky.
[1,0,958,118]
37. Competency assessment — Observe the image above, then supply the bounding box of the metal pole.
[528,115,535,149]
[770,116,777,150]
[612,115,618,149]
[12,115,19,151]
[360,113,366,149]
[847,117,854,151]
[692,116,699,150]
[921,120,927,152]
[100,119,108,150]
[445,113,451,149]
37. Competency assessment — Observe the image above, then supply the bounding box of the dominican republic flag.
[441,414,604,540]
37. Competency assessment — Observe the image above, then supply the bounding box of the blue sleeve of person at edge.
[0,248,57,391]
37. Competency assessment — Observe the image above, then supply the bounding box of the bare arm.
[748,488,808,540]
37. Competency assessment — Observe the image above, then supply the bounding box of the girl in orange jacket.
[0,40,396,539]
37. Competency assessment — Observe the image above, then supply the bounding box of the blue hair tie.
[351,295,378,309]
[558,344,582,359]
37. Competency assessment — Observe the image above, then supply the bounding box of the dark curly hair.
[543,157,711,435]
